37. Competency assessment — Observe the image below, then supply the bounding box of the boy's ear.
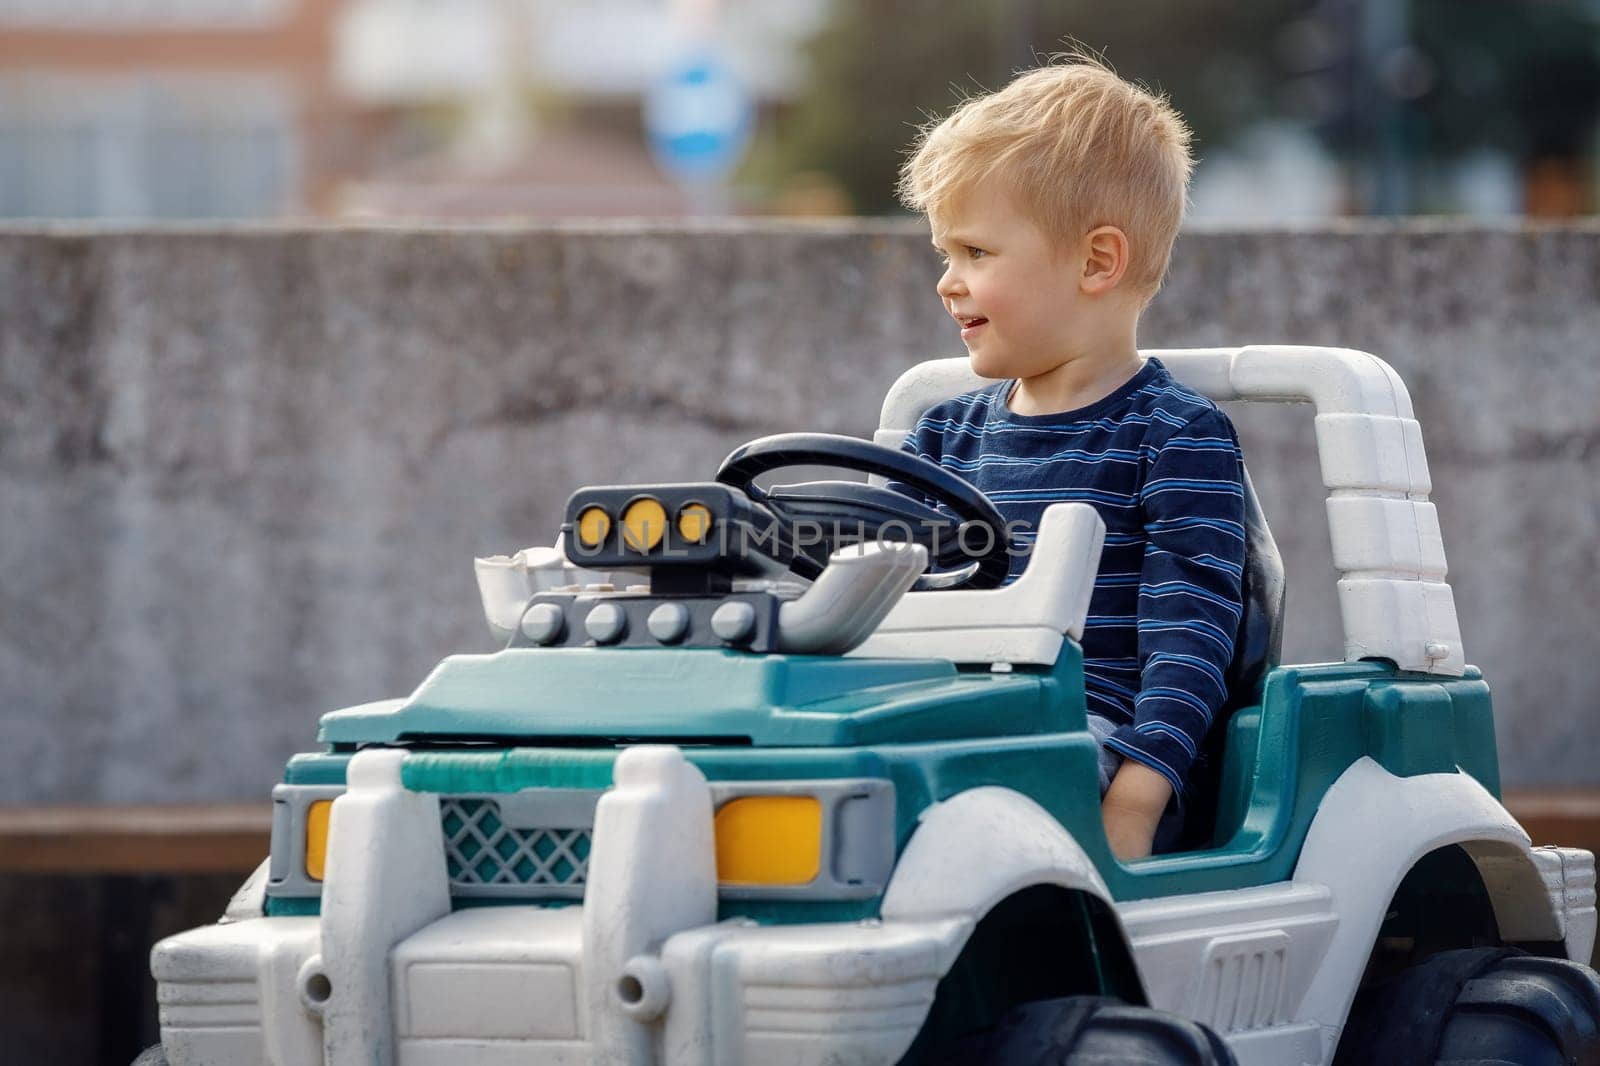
[1080,226,1131,295]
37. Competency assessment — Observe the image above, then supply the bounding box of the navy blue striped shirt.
[898,358,1246,800]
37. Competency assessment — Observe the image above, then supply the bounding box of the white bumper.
[152,746,967,1066]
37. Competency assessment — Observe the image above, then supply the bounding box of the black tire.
[131,1047,168,1066]
[1334,947,1600,1066]
[930,995,1238,1065]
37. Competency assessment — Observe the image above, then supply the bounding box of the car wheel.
[929,995,1238,1065]
[1335,947,1600,1065]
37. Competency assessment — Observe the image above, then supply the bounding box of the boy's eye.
[934,246,986,265]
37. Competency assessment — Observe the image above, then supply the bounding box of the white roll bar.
[876,346,1465,677]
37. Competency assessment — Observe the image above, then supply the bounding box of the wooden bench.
[0,793,1595,875]
[0,804,270,874]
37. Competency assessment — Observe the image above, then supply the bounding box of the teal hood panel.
[318,647,1079,747]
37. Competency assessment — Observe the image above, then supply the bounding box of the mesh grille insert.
[440,797,591,896]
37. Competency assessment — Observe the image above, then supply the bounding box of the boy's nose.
[936,267,966,300]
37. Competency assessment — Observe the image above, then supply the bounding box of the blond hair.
[898,54,1194,297]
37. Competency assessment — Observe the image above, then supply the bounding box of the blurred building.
[0,0,830,222]
[0,0,348,219]
[330,0,830,219]
[4,0,1584,224]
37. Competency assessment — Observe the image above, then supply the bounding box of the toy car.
[141,346,1600,1066]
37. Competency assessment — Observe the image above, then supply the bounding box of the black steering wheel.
[715,432,1012,590]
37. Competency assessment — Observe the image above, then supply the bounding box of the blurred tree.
[1288,0,1600,160]
[767,0,1600,217]
[1285,0,1600,212]
[1408,0,1600,163]
[769,0,1308,215]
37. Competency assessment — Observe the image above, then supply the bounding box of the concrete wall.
[2,221,1597,803]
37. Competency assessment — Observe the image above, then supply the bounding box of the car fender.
[1292,757,1562,1052]
[881,786,1126,974]
[221,858,270,923]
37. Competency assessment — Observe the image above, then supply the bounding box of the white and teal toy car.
[143,347,1600,1066]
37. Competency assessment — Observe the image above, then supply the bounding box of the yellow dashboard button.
[621,497,667,552]
[576,506,612,549]
[677,503,713,544]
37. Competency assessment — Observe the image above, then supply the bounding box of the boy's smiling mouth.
[956,313,989,337]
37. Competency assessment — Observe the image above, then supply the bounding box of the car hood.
[318,647,1079,748]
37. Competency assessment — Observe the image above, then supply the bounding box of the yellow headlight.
[621,497,667,552]
[714,796,822,885]
[676,503,713,544]
[305,799,333,881]
[576,506,612,550]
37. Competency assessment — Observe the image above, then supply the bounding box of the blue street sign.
[644,49,754,183]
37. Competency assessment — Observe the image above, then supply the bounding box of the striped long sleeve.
[1102,410,1246,799]
[888,359,1247,802]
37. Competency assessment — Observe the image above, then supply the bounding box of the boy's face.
[929,185,1088,381]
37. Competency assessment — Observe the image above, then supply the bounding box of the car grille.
[440,797,592,898]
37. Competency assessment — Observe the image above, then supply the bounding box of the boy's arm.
[885,405,949,505]
[1102,760,1173,859]
[1102,409,1247,826]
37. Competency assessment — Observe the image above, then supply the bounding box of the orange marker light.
[713,796,822,885]
[305,800,333,882]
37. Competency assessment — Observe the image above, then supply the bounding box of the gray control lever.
[775,542,928,655]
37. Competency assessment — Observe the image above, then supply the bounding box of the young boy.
[895,56,1246,861]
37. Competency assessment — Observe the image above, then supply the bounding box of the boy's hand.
[1101,760,1173,860]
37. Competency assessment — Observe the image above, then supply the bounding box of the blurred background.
[0,0,1597,224]
[4,2,1600,1063]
